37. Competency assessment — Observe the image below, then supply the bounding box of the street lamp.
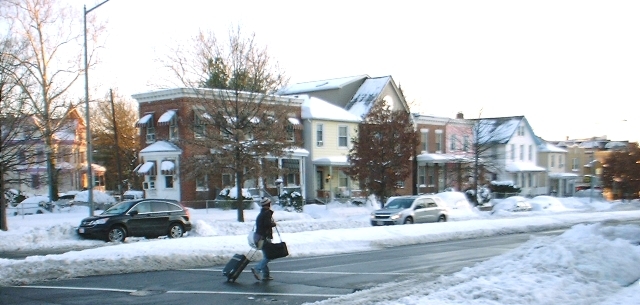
[84,0,110,216]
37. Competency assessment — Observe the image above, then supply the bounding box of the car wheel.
[36,210,43,214]
[107,226,126,242]
[168,223,184,238]
[438,215,446,222]
[403,217,414,224]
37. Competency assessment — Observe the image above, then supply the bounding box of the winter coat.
[255,207,275,240]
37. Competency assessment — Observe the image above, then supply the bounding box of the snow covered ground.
[1,193,640,304]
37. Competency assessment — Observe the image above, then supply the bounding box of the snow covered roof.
[140,141,182,153]
[538,142,567,153]
[160,160,175,175]
[417,153,457,163]
[313,156,349,166]
[278,75,368,95]
[345,76,391,118]
[505,162,547,172]
[300,95,361,122]
[475,116,524,144]
[548,173,579,178]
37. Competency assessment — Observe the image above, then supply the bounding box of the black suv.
[77,199,192,242]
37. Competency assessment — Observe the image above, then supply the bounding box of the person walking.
[251,197,276,281]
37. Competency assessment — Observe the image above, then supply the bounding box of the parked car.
[76,199,192,242]
[370,195,449,226]
[7,195,49,216]
[491,196,533,214]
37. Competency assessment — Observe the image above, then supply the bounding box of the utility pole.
[109,89,123,200]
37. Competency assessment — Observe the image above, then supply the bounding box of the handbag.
[262,223,288,260]
[247,226,264,250]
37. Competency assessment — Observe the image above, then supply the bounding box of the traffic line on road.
[182,268,413,275]
[11,285,343,298]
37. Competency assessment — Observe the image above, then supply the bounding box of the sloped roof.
[300,95,361,122]
[278,75,369,95]
[473,116,524,145]
[345,76,391,118]
[538,141,567,153]
[140,140,182,153]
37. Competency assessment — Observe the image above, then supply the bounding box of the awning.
[288,117,303,130]
[417,153,455,164]
[161,160,175,175]
[136,113,153,127]
[137,161,156,175]
[505,162,547,172]
[157,110,177,126]
[313,156,349,166]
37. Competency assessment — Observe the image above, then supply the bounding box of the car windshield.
[101,200,137,215]
[384,198,414,209]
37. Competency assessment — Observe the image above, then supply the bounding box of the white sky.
[2,193,640,304]
[76,0,640,143]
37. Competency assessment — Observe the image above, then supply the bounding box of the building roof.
[277,75,368,95]
[300,95,361,122]
[345,76,391,118]
[473,116,525,144]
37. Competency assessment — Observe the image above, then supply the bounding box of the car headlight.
[390,213,401,220]
[370,212,377,219]
[90,218,109,225]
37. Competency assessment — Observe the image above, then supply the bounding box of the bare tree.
[0,33,42,230]
[162,26,295,222]
[0,0,105,202]
[346,102,419,205]
[91,90,140,196]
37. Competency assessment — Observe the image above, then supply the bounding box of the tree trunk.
[236,171,245,222]
[0,174,7,231]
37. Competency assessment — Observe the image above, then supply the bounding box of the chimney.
[456,112,464,119]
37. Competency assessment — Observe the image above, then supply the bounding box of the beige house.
[299,96,361,202]
[280,75,415,199]
[537,140,577,196]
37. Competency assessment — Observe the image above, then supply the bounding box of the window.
[31,174,40,189]
[450,135,457,151]
[396,180,405,188]
[146,125,156,143]
[194,113,206,139]
[510,144,515,160]
[463,136,470,151]
[528,145,533,161]
[196,175,208,191]
[421,129,429,152]
[338,171,348,188]
[435,130,442,152]
[338,125,348,148]
[287,173,297,185]
[316,123,324,147]
[559,155,564,168]
[286,124,295,142]
[517,125,525,136]
[427,167,435,186]
[169,116,178,141]
[528,173,533,187]
[492,146,498,160]
[551,155,555,168]
[418,166,426,186]
[519,145,524,161]
[165,175,174,188]
[222,173,232,188]
[572,158,579,171]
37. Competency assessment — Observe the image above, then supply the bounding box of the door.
[412,199,430,223]
[423,198,440,222]
[149,201,172,236]
[127,201,153,236]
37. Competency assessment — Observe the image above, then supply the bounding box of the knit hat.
[260,197,272,206]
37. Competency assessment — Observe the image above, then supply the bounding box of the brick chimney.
[456,112,464,119]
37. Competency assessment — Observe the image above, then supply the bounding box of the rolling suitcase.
[222,250,256,282]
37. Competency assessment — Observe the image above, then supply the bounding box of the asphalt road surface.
[0,228,568,305]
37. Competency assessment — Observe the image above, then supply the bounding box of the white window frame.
[528,145,532,161]
[519,144,524,161]
[551,155,555,168]
[435,130,443,153]
[316,123,324,147]
[450,135,457,151]
[420,129,429,152]
[572,158,579,171]
[510,144,515,160]
[338,125,348,148]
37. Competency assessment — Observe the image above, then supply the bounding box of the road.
[0,228,567,305]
